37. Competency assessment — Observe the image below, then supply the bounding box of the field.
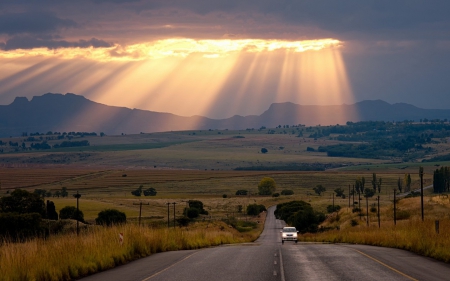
[2,128,450,280]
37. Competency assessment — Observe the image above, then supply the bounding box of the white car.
[280,227,298,244]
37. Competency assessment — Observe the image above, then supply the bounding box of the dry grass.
[0,221,260,281]
[302,194,450,262]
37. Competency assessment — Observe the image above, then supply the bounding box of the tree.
[0,189,45,216]
[397,177,403,193]
[59,206,84,222]
[96,209,126,226]
[246,204,266,216]
[235,190,248,196]
[46,200,58,220]
[281,189,294,195]
[258,177,276,195]
[54,190,61,198]
[334,187,345,197]
[313,184,326,196]
[371,173,377,191]
[363,188,375,198]
[403,173,412,192]
[33,189,47,198]
[188,200,208,215]
[143,187,157,196]
[185,208,200,218]
[377,178,382,193]
[131,185,143,196]
[61,187,68,198]
[261,148,268,154]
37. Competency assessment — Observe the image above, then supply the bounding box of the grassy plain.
[2,128,450,278]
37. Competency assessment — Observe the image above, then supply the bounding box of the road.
[80,206,450,281]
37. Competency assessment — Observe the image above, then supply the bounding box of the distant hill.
[1,93,450,137]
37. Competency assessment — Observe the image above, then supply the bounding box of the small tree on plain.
[258,177,276,195]
[96,209,126,226]
[261,148,268,154]
[59,206,84,222]
[313,185,326,196]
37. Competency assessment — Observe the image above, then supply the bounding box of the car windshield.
[283,228,296,232]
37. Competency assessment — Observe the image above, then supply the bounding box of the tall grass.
[0,222,256,281]
[301,218,450,263]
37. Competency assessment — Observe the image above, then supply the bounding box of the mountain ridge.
[1,93,450,137]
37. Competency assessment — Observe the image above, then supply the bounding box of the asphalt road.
[80,206,450,281]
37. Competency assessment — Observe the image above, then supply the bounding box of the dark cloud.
[0,11,77,35]
[0,36,112,50]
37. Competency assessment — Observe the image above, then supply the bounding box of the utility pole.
[172,202,177,228]
[166,202,170,228]
[420,166,424,221]
[366,195,369,226]
[393,189,397,226]
[332,192,335,212]
[74,191,81,236]
[358,190,361,220]
[133,201,150,227]
[348,185,351,208]
[377,195,380,228]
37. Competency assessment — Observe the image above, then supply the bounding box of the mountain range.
[1,93,450,137]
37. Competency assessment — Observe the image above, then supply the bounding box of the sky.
[1,0,450,119]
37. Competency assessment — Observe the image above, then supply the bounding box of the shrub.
[326,205,341,213]
[185,208,200,219]
[261,148,268,153]
[176,216,190,227]
[246,204,266,216]
[350,219,358,226]
[281,189,294,195]
[235,190,248,196]
[59,206,84,222]
[0,212,42,241]
[258,177,276,195]
[370,206,377,213]
[96,209,126,226]
[222,194,227,198]
[143,187,157,196]
[272,193,280,197]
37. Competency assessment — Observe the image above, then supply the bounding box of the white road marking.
[279,248,285,281]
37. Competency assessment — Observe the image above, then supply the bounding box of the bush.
[352,207,361,213]
[280,189,294,195]
[95,209,126,226]
[235,190,248,196]
[370,206,377,213]
[222,194,227,198]
[350,219,359,227]
[0,212,42,241]
[176,216,190,227]
[274,201,326,233]
[185,208,200,219]
[261,148,268,153]
[272,193,280,197]
[246,204,266,216]
[59,206,84,222]
[143,187,157,196]
[326,205,341,213]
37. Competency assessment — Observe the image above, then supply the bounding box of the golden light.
[0,38,356,126]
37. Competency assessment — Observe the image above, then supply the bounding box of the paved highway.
[81,207,450,281]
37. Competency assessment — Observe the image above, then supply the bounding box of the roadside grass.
[0,221,261,281]
[301,194,450,263]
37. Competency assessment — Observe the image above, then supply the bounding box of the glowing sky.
[1,1,450,118]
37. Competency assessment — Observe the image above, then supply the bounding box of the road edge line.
[352,249,418,281]
[141,251,199,281]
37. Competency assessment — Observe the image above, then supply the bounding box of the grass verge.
[300,218,450,262]
[0,221,259,281]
